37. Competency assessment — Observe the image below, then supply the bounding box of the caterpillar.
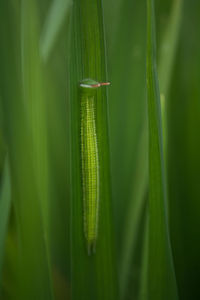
[79,79,110,255]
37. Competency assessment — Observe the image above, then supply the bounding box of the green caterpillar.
[79,79,110,255]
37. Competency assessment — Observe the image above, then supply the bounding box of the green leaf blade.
[146,0,179,299]
[0,156,11,281]
[69,0,118,299]
[40,0,72,62]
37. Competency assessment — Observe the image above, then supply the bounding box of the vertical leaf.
[0,1,54,298]
[146,0,178,299]
[158,0,183,99]
[158,0,182,157]
[69,0,118,299]
[108,0,147,234]
[120,124,148,300]
[19,0,54,297]
[40,0,72,62]
[168,0,200,298]
[0,156,11,281]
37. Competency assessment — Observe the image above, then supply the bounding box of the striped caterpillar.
[79,79,110,255]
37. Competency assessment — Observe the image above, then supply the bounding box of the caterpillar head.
[79,79,110,96]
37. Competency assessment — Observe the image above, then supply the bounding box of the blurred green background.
[0,0,200,299]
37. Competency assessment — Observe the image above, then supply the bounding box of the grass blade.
[120,123,148,299]
[138,215,148,300]
[107,0,147,235]
[0,156,11,281]
[69,0,118,299]
[146,0,178,299]
[104,1,147,298]
[21,1,53,299]
[119,1,183,296]
[158,0,183,159]
[168,1,200,298]
[40,0,72,62]
[158,0,183,99]
[21,0,50,229]
[0,0,55,297]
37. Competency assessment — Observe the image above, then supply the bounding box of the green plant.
[0,0,200,299]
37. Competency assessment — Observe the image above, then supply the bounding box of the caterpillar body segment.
[79,79,110,254]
